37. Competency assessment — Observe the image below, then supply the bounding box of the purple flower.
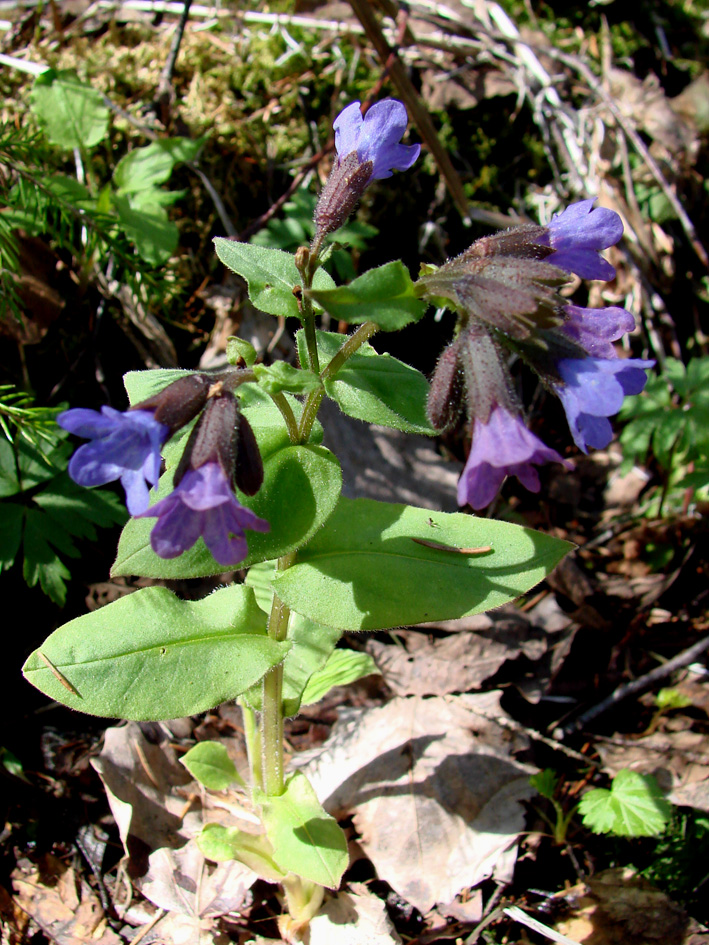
[57,407,169,515]
[560,304,637,359]
[458,406,571,509]
[140,461,269,566]
[540,199,624,281]
[555,357,654,452]
[333,99,420,180]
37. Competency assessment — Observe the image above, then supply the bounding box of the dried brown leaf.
[298,693,533,913]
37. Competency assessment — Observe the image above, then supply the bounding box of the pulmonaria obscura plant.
[24,99,652,935]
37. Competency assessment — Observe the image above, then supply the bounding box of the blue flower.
[540,199,624,281]
[457,406,571,509]
[140,461,269,566]
[555,357,654,452]
[333,99,420,180]
[560,304,637,359]
[57,407,169,515]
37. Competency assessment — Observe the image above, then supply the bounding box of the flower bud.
[427,338,464,432]
[132,373,211,434]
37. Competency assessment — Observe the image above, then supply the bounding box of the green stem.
[296,321,380,444]
[261,551,296,797]
[297,388,325,445]
[321,321,380,380]
[270,391,300,443]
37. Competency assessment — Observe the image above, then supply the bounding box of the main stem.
[261,551,296,796]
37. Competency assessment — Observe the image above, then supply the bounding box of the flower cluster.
[422,200,653,509]
[58,374,268,567]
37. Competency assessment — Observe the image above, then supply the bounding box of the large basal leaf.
[296,330,435,435]
[112,444,342,579]
[30,69,109,150]
[307,261,427,332]
[213,240,335,319]
[258,771,349,889]
[273,497,573,631]
[23,585,289,720]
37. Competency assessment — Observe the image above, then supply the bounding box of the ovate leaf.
[213,240,335,319]
[30,69,109,150]
[274,497,572,631]
[579,769,672,837]
[258,771,348,888]
[23,585,290,720]
[181,742,243,790]
[307,261,427,331]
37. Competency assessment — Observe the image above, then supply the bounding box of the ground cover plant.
[2,1,709,944]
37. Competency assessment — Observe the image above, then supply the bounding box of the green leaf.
[529,769,559,800]
[297,330,435,435]
[273,497,573,631]
[30,69,109,150]
[0,502,23,570]
[258,771,348,888]
[113,137,205,194]
[253,362,322,396]
[227,337,257,367]
[579,770,672,837]
[243,561,343,716]
[307,261,427,331]
[301,648,379,706]
[198,824,285,880]
[23,585,290,720]
[655,688,692,711]
[213,240,336,319]
[114,195,178,266]
[112,444,342,580]
[181,742,243,789]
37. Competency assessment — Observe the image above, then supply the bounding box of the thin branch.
[556,631,709,738]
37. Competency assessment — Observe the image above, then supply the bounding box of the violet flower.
[314,99,420,242]
[334,99,421,180]
[560,304,636,359]
[540,199,624,281]
[457,406,571,510]
[140,461,269,567]
[555,357,654,452]
[57,407,169,515]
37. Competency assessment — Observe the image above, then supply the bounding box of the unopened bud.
[234,413,264,496]
[175,392,237,486]
[427,339,464,432]
[132,373,211,434]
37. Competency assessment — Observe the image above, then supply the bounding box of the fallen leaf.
[92,723,257,919]
[298,693,533,913]
[11,858,122,945]
[556,868,700,945]
[367,613,547,697]
[308,883,402,944]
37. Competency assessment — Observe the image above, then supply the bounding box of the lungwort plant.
[23,99,653,933]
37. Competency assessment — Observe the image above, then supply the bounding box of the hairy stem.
[261,551,296,796]
[270,391,300,443]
